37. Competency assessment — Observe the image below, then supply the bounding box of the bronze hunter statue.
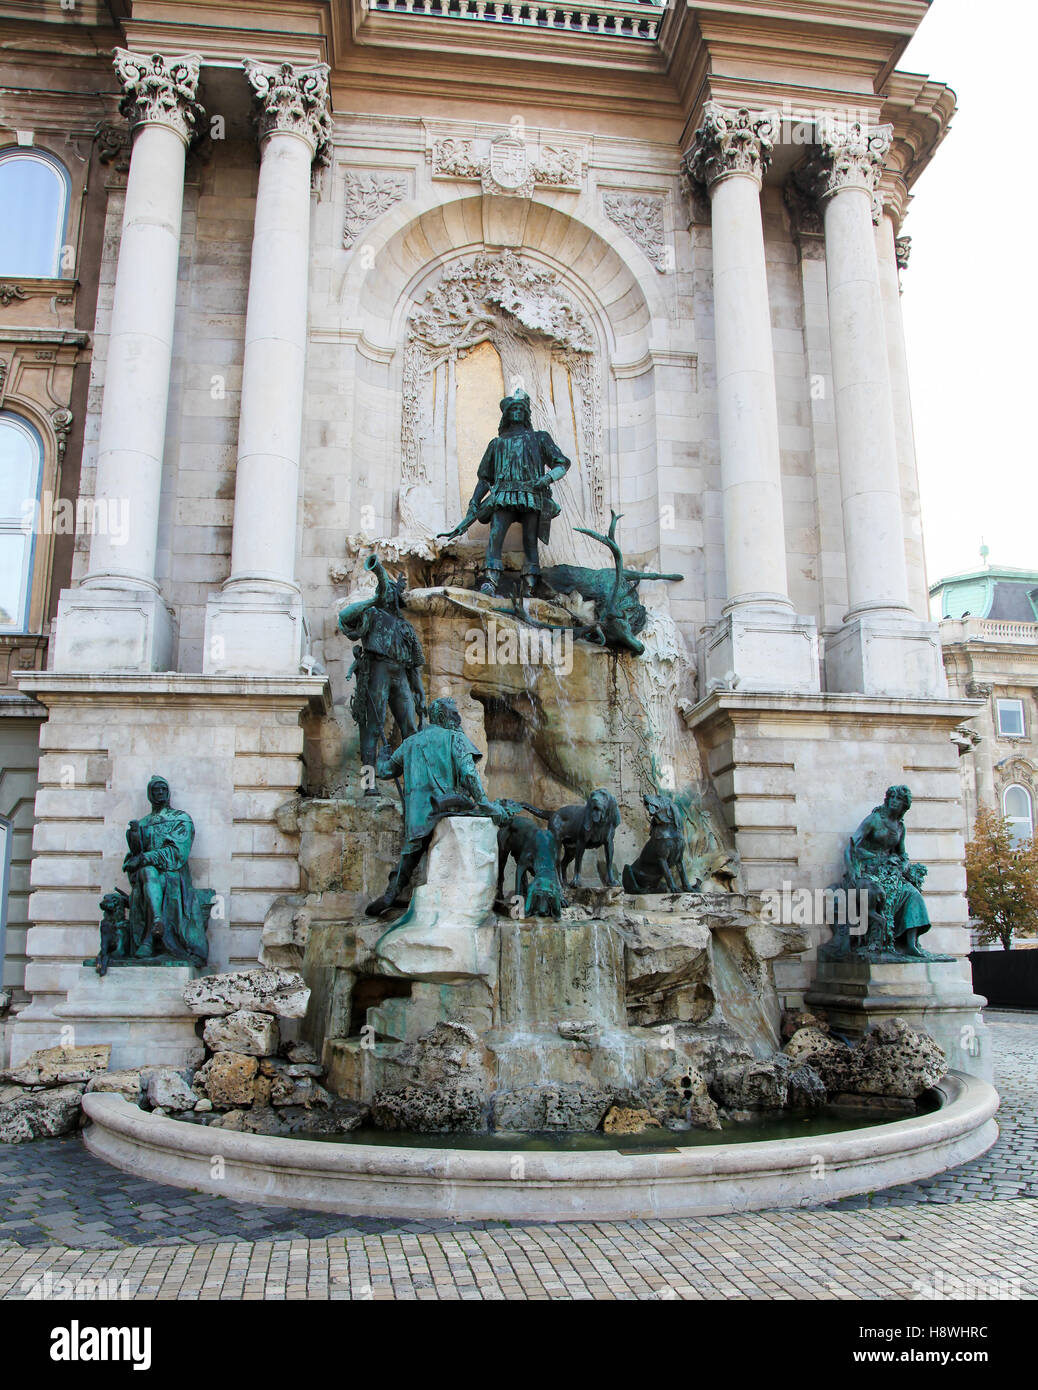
[338,553,426,792]
[365,697,505,917]
[438,388,571,597]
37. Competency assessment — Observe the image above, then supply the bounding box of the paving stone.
[0,1011,1036,1298]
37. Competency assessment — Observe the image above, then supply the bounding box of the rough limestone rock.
[145,1068,197,1112]
[203,1009,280,1057]
[269,1073,333,1109]
[0,1083,21,1105]
[603,1105,655,1135]
[557,1020,598,1043]
[184,968,310,1019]
[622,917,713,1026]
[194,1052,260,1107]
[372,1021,490,1133]
[0,1084,85,1143]
[638,1066,721,1131]
[2,1043,111,1088]
[372,1082,487,1133]
[782,1027,849,1092]
[85,1069,145,1105]
[714,1054,825,1111]
[491,1082,611,1133]
[207,1101,368,1136]
[283,1040,318,1065]
[783,1019,945,1100]
[781,1007,829,1043]
[258,894,313,970]
[845,1018,946,1099]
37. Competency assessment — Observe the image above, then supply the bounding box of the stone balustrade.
[363,0,662,38]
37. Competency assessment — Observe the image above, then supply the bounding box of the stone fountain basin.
[81,1072,997,1222]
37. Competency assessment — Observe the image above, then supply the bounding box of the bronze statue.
[622,793,697,894]
[120,776,213,967]
[824,785,953,962]
[549,789,621,889]
[366,697,505,917]
[495,799,567,919]
[439,389,570,597]
[338,553,425,792]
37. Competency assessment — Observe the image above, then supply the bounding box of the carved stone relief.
[342,171,408,249]
[601,193,670,273]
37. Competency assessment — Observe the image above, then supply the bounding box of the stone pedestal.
[53,588,175,674]
[686,690,985,1019]
[701,608,820,694]
[806,957,990,1082]
[12,673,329,1068]
[12,965,204,1070]
[824,613,947,698]
[202,590,305,676]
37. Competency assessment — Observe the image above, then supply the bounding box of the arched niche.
[340,192,670,566]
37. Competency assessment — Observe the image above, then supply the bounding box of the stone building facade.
[933,565,1038,847]
[0,1,988,1073]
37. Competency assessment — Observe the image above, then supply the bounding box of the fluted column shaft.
[815,121,911,620]
[83,52,203,592]
[688,104,792,615]
[224,61,330,596]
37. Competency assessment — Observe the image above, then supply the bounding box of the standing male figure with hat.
[439,389,571,597]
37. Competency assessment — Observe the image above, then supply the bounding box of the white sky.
[898,0,1038,588]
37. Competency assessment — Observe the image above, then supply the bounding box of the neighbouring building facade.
[933,564,1038,882]
[0,1,990,1074]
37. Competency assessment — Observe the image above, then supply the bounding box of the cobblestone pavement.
[0,1011,1034,1300]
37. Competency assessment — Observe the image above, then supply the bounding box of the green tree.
[965,804,1038,950]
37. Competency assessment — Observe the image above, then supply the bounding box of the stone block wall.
[9,676,327,1065]
[688,693,982,1011]
[0,712,45,1002]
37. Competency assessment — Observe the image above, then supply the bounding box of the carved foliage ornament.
[95,118,131,172]
[810,118,893,199]
[343,171,407,250]
[402,250,603,512]
[433,135,581,197]
[686,103,776,190]
[244,60,332,163]
[602,193,669,274]
[112,50,204,143]
[895,235,912,270]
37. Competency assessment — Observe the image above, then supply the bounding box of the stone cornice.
[244,59,332,161]
[684,689,985,733]
[19,672,332,716]
[684,102,775,191]
[113,50,205,144]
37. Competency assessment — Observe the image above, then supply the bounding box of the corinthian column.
[686,103,819,694]
[55,52,203,672]
[802,120,944,696]
[203,61,330,675]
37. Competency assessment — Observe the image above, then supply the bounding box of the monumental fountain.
[51,388,998,1215]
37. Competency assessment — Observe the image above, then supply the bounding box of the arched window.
[0,413,43,632]
[0,149,70,278]
[1003,784,1034,845]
